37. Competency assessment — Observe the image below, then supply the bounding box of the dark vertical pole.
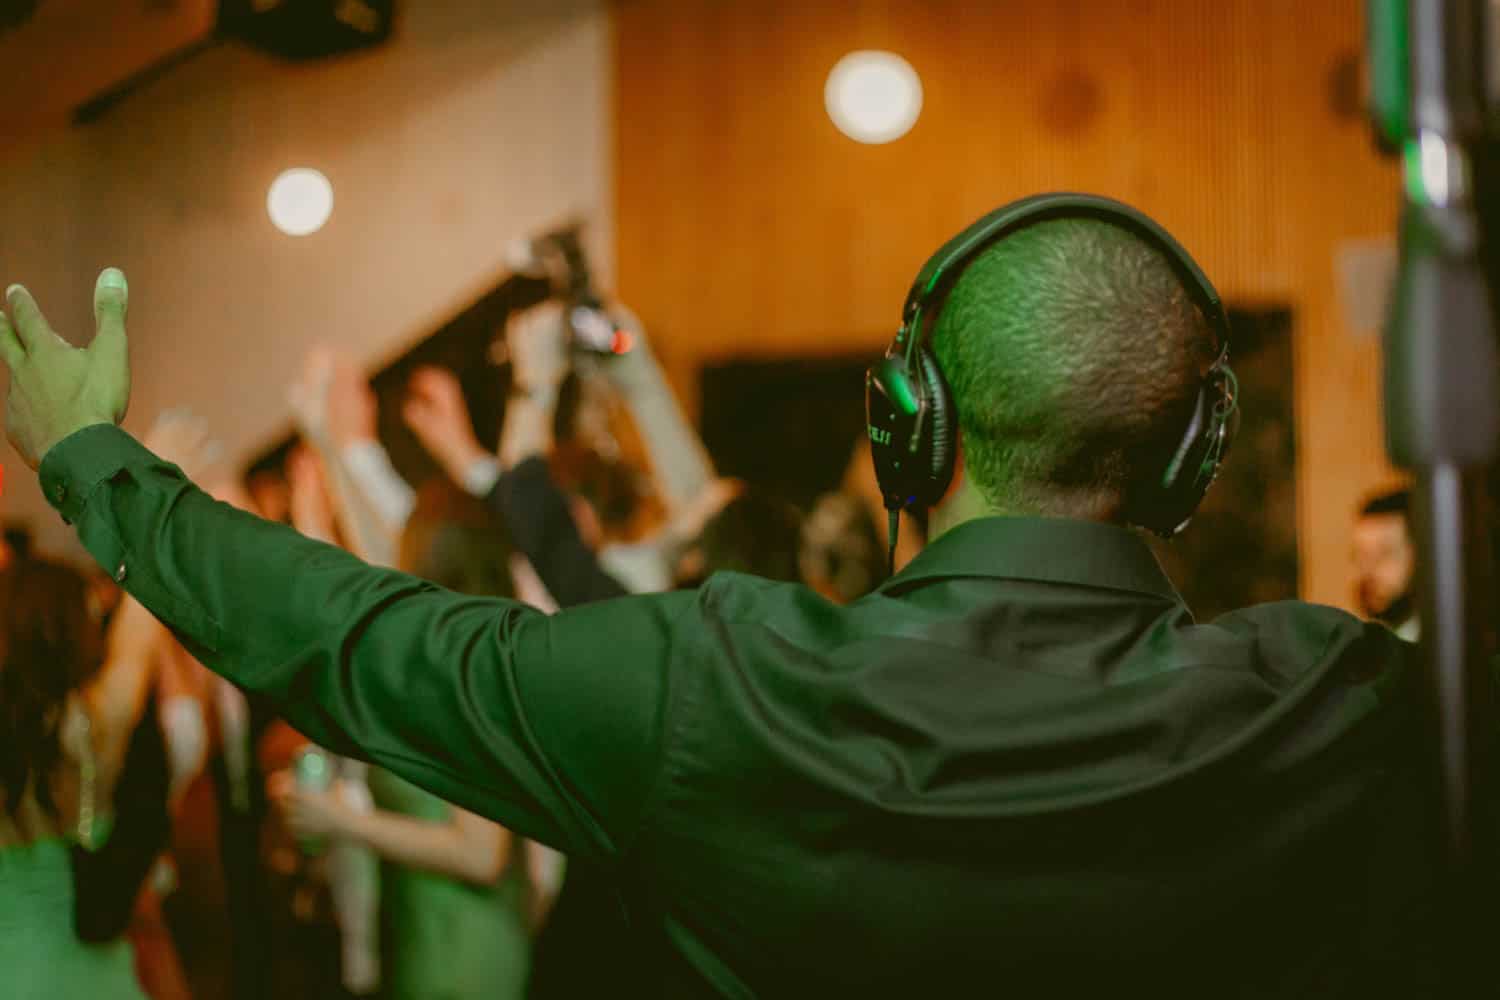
[1376,1,1499,991]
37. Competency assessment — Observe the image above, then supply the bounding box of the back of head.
[399,479,517,599]
[931,217,1218,522]
[0,559,105,818]
[549,440,660,544]
[1353,487,1415,623]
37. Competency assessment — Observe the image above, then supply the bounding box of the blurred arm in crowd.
[269,770,512,888]
[591,304,714,515]
[81,412,213,771]
[288,348,412,567]
[404,302,734,604]
[403,305,631,605]
[73,411,221,943]
[280,428,385,995]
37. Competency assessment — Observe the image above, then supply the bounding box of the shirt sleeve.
[486,456,632,605]
[40,424,685,861]
[340,439,417,532]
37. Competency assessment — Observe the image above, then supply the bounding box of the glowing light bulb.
[267,168,334,236]
[825,50,923,145]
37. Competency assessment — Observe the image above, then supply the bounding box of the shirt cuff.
[460,455,503,498]
[340,439,417,528]
[39,424,157,525]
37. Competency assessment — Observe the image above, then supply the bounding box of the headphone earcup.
[917,346,957,506]
[1143,364,1237,536]
[866,355,924,510]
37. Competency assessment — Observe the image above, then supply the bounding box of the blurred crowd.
[0,298,907,1000]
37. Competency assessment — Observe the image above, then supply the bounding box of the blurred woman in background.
[0,556,171,1000]
[270,477,534,1000]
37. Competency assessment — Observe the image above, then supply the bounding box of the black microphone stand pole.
[1373,0,1499,988]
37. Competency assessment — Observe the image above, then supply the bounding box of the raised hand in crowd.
[289,345,410,563]
[0,270,130,468]
[402,366,489,485]
[323,352,380,450]
[288,347,378,450]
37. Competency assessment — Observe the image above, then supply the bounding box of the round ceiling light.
[267,167,334,236]
[825,50,923,145]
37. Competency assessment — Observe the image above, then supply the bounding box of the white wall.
[0,0,613,559]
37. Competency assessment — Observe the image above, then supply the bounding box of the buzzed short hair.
[930,217,1218,519]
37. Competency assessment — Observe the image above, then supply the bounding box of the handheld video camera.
[508,224,634,358]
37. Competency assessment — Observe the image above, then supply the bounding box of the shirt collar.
[879,516,1184,604]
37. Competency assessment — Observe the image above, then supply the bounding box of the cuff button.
[114,563,127,583]
[53,484,66,503]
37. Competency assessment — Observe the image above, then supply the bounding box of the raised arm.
[403,356,630,605]
[1,274,686,861]
[595,305,714,514]
[285,443,341,545]
[498,302,570,470]
[288,349,412,566]
[83,594,165,783]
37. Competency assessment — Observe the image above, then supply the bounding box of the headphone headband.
[898,192,1228,366]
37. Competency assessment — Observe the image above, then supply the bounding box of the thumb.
[89,268,129,368]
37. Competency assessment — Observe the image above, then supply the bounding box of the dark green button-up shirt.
[43,425,1444,997]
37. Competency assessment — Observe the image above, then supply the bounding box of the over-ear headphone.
[865,192,1238,549]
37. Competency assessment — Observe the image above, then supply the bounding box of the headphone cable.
[886,508,900,576]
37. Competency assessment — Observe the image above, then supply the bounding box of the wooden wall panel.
[613,0,1399,610]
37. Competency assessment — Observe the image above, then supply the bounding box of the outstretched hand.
[0,270,131,469]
